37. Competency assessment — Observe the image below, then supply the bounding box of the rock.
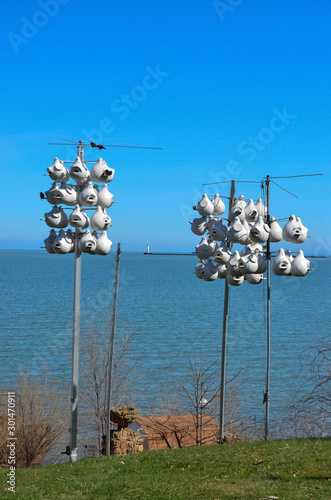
[110,405,140,428]
[110,428,143,455]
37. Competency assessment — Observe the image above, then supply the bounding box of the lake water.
[0,250,330,436]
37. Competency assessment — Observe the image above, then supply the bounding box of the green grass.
[1,438,331,499]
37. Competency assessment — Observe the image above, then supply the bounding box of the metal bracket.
[61,445,71,456]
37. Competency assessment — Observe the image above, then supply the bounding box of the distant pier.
[144,245,195,256]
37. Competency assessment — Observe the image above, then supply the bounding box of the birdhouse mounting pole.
[69,141,83,462]
[105,242,122,456]
[219,180,236,443]
[264,175,271,440]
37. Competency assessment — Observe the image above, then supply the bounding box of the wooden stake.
[105,243,121,456]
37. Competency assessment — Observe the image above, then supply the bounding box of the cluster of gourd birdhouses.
[42,156,114,255]
[190,193,310,285]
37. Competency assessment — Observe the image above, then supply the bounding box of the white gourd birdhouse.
[295,217,308,243]
[217,263,228,279]
[250,215,270,243]
[227,250,244,277]
[69,157,90,185]
[228,197,246,221]
[282,215,308,244]
[212,242,220,256]
[291,250,310,277]
[269,216,283,242]
[239,244,253,257]
[238,247,259,274]
[256,251,267,274]
[241,242,263,255]
[282,215,296,242]
[195,260,205,279]
[207,237,217,253]
[208,219,227,241]
[285,250,293,263]
[245,199,258,222]
[66,229,75,251]
[95,231,112,255]
[68,204,90,229]
[236,195,246,207]
[255,198,266,217]
[201,259,218,281]
[206,217,218,230]
[227,217,251,245]
[190,216,208,236]
[271,248,292,276]
[226,272,244,286]
[79,182,98,207]
[246,273,264,285]
[212,194,225,215]
[213,242,232,263]
[45,182,61,205]
[90,206,111,231]
[90,158,115,183]
[79,230,97,253]
[196,194,214,217]
[57,182,77,206]
[47,158,69,182]
[195,236,216,260]
[44,229,57,253]
[53,229,74,254]
[97,184,114,209]
[89,230,99,254]
[45,205,68,228]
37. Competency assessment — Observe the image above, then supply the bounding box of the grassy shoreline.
[1,438,330,499]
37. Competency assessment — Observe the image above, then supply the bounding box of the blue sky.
[0,0,330,254]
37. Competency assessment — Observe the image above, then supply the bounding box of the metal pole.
[105,242,122,455]
[219,180,236,443]
[69,141,84,462]
[264,175,271,440]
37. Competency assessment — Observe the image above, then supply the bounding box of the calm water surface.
[0,250,330,428]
